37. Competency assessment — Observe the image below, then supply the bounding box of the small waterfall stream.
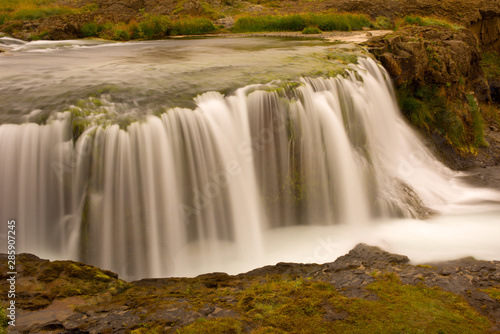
[1,48,499,279]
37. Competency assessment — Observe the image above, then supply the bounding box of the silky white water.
[0,38,499,280]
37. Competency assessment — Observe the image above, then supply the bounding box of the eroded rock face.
[364,24,500,170]
[1,245,499,333]
[365,25,489,102]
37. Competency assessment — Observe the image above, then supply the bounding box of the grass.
[0,0,93,25]
[481,103,500,125]
[396,15,464,30]
[171,17,217,36]
[79,16,217,40]
[480,51,500,81]
[232,13,372,33]
[302,26,321,34]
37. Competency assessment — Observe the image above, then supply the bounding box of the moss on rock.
[365,24,495,159]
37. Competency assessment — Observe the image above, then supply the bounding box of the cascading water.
[1,39,499,280]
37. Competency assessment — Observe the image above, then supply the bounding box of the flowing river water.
[1,37,499,279]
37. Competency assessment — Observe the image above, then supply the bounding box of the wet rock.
[327,244,410,272]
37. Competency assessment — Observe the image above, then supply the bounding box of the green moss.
[328,273,490,333]
[21,259,493,333]
[0,307,7,334]
[37,262,65,282]
[229,274,491,334]
[59,285,83,297]
[482,286,500,302]
[480,51,500,81]
[397,15,463,30]
[178,318,243,333]
[416,265,434,269]
[468,94,488,148]
[326,52,358,64]
[130,323,167,334]
[396,85,489,153]
[236,277,338,332]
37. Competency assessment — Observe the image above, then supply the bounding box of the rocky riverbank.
[363,24,500,171]
[1,244,499,333]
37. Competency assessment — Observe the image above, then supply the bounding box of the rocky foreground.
[1,244,499,333]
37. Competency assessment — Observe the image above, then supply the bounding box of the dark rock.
[365,25,488,100]
[328,243,410,272]
[242,262,321,277]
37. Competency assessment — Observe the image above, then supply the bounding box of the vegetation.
[171,17,217,36]
[232,274,489,333]
[178,318,244,333]
[482,286,500,302]
[468,93,488,148]
[397,85,488,153]
[396,15,464,30]
[301,26,322,34]
[480,51,500,81]
[0,0,96,25]
[375,16,393,30]
[79,16,217,40]
[232,13,372,33]
[9,253,495,333]
[0,307,7,334]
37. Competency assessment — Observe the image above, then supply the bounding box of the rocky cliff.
[364,24,500,169]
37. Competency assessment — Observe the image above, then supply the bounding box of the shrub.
[81,22,98,37]
[113,29,130,41]
[302,26,321,34]
[139,14,171,39]
[232,13,371,33]
[171,18,217,36]
[128,21,142,39]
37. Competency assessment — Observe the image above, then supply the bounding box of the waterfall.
[0,58,493,279]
